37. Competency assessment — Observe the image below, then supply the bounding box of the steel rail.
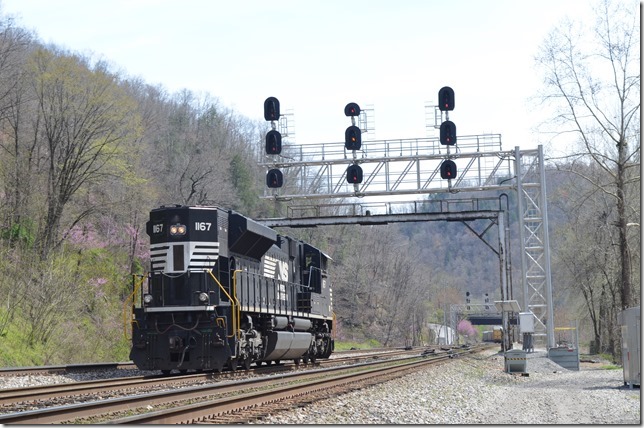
[0,347,409,377]
[0,348,424,407]
[0,348,473,424]
[111,349,480,424]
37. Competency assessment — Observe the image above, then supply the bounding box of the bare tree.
[28,47,141,259]
[0,19,36,243]
[535,0,640,309]
[549,165,623,353]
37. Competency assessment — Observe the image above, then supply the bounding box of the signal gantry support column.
[514,145,555,349]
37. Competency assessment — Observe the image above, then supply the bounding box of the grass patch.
[335,338,382,351]
[0,313,45,367]
[599,364,622,370]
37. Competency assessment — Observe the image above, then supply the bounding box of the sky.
[0,0,611,152]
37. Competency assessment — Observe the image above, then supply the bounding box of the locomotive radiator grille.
[150,244,169,272]
[150,242,219,273]
[188,242,219,270]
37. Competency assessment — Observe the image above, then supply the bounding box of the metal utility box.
[618,306,640,388]
[519,312,535,353]
[505,349,527,373]
[519,312,535,333]
[548,346,579,371]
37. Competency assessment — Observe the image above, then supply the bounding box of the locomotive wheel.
[243,357,252,370]
[302,355,309,364]
[310,355,317,364]
[161,369,171,375]
[293,358,300,366]
[227,357,238,371]
[179,369,188,374]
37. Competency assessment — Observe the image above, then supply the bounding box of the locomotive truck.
[128,205,334,373]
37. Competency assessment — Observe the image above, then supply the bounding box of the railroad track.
[0,346,416,377]
[0,346,484,424]
[0,347,426,409]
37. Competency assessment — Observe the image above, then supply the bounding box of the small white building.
[428,323,454,345]
[618,306,640,388]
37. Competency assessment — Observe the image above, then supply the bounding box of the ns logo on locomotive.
[129,205,334,373]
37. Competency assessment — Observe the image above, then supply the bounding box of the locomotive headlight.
[198,292,209,304]
[143,294,154,305]
[170,224,186,236]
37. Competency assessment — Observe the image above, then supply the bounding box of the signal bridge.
[450,303,517,327]
[259,95,555,349]
[259,134,512,200]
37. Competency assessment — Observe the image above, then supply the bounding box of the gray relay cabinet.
[618,306,640,388]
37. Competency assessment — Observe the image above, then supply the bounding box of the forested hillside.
[0,2,638,366]
[0,17,275,364]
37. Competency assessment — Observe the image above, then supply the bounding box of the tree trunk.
[617,139,632,309]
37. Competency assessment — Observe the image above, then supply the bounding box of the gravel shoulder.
[253,348,641,425]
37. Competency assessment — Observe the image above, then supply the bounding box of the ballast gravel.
[253,348,641,425]
[0,369,156,390]
[0,349,639,424]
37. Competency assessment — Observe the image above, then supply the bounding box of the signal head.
[344,102,361,117]
[345,125,362,151]
[264,97,280,121]
[346,164,363,184]
[440,120,457,145]
[438,86,455,111]
[266,168,284,188]
[265,129,282,155]
[440,159,457,179]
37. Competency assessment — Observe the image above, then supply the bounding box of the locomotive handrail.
[232,269,242,339]
[122,274,146,340]
[306,265,325,290]
[207,269,237,339]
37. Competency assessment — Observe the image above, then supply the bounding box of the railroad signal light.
[346,164,363,184]
[438,86,455,111]
[264,96,280,121]
[440,160,457,179]
[345,125,362,151]
[266,168,283,188]
[440,120,457,145]
[344,102,361,117]
[265,129,282,155]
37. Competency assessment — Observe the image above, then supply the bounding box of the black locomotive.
[129,205,334,373]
